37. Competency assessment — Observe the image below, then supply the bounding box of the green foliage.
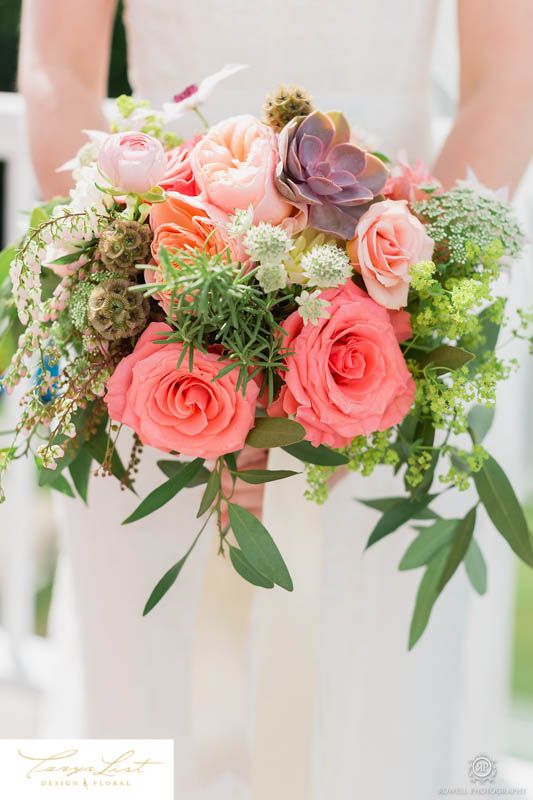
[228,502,293,591]
[474,454,533,566]
[123,458,204,524]
[246,417,305,448]
[145,246,297,400]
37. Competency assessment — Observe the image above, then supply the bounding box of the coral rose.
[147,196,232,313]
[347,199,434,310]
[159,136,201,196]
[190,115,293,227]
[98,132,167,194]
[105,323,258,459]
[268,281,415,448]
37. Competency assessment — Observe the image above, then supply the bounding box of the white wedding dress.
[44,1,528,798]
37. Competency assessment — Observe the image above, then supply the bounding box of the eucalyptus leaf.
[234,469,299,484]
[228,503,293,591]
[143,530,202,616]
[69,448,92,503]
[365,494,438,549]
[408,546,450,649]
[197,469,220,518]
[474,454,533,566]
[49,473,76,498]
[359,496,440,520]
[157,459,210,486]
[418,344,474,372]
[437,507,476,592]
[399,519,459,570]
[468,406,495,444]
[124,458,204,524]
[246,417,305,448]
[229,546,275,588]
[464,538,487,595]
[282,441,349,466]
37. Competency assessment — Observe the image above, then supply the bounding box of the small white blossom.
[244,222,292,266]
[37,444,64,470]
[301,243,352,288]
[257,263,288,293]
[227,205,254,238]
[69,164,111,215]
[296,289,331,325]
[163,64,248,120]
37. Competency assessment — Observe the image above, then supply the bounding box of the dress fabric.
[44,1,524,798]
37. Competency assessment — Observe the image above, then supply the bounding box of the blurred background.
[0,0,532,784]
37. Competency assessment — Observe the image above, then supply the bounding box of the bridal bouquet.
[1,67,531,646]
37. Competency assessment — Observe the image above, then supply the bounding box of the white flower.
[257,263,288,293]
[301,243,352,288]
[457,166,509,202]
[163,64,248,120]
[296,289,331,326]
[227,205,254,238]
[243,222,292,266]
[69,164,111,215]
[57,130,108,172]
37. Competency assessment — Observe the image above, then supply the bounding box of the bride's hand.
[221,445,268,523]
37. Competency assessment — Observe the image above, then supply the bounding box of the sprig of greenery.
[142,245,297,400]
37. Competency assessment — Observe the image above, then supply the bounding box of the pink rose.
[383,157,442,204]
[105,323,258,459]
[268,281,415,448]
[190,115,294,226]
[98,132,167,194]
[347,199,434,310]
[159,136,201,196]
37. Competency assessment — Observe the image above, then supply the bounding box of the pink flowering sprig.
[10,210,104,325]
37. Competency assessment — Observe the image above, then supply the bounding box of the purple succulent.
[275,110,388,239]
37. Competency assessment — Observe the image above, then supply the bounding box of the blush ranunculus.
[147,195,232,313]
[105,323,258,459]
[158,136,201,195]
[98,132,167,194]
[190,115,294,227]
[268,281,415,448]
[383,157,442,204]
[347,199,434,310]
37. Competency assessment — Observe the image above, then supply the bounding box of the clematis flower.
[275,110,388,239]
[163,64,248,121]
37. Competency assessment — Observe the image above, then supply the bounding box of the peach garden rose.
[268,281,415,448]
[347,199,434,310]
[105,323,259,459]
[190,114,294,227]
[147,195,232,313]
